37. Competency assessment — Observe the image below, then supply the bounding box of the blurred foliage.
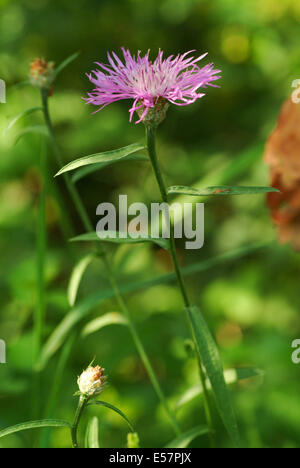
[0,0,300,448]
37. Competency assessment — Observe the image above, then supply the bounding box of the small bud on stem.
[30,58,55,92]
[77,365,106,397]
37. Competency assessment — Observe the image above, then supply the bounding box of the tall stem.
[40,91,180,436]
[71,395,88,448]
[145,124,214,442]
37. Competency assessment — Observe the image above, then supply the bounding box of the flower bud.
[29,58,55,90]
[127,432,140,448]
[77,365,106,397]
[137,97,169,127]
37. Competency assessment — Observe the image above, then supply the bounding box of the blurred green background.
[0,0,300,448]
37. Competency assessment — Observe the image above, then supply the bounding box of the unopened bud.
[137,97,169,127]
[127,432,140,448]
[30,58,55,90]
[77,365,106,397]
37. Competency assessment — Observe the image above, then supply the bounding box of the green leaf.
[176,368,264,409]
[71,231,170,251]
[36,308,88,371]
[10,80,31,91]
[0,420,70,439]
[68,254,95,307]
[168,185,279,196]
[54,51,80,77]
[15,125,49,145]
[37,242,270,369]
[88,401,134,432]
[187,305,240,447]
[82,312,128,337]
[165,425,210,448]
[72,154,148,183]
[4,107,43,135]
[85,417,100,449]
[55,143,146,177]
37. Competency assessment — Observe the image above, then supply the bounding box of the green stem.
[145,124,214,443]
[31,138,47,428]
[71,395,88,448]
[40,90,180,437]
[35,138,47,363]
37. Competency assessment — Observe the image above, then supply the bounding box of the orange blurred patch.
[264,98,300,251]
[216,322,243,348]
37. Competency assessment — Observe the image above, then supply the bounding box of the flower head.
[77,365,106,397]
[30,58,55,90]
[84,48,221,124]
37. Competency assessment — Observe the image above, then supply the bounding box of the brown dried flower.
[265,97,300,251]
[30,58,55,90]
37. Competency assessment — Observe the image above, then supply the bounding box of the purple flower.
[84,48,221,124]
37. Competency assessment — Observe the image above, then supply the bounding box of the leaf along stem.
[145,124,215,446]
[40,90,181,437]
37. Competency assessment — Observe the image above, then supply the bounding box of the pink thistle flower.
[84,48,221,124]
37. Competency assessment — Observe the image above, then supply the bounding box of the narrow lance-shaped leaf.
[4,107,43,135]
[165,425,210,448]
[85,417,100,449]
[10,81,31,91]
[187,305,240,447]
[54,51,80,77]
[36,308,87,371]
[176,367,264,410]
[82,312,128,337]
[168,185,279,196]
[0,420,70,439]
[88,401,134,432]
[37,242,271,369]
[55,143,146,177]
[71,231,170,251]
[15,125,49,145]
[72,153,148,183]
[68,254,95,307]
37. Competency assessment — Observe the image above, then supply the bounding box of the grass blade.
[54,51,80,77]
[88,401,134,432]
[40,334,76,448]
[72,154,148,183]
[4,107,43,135]
[71,231,170,251]
[15,125,49,145]
[0,420,70,439]
[187,305,240,447]
[37,242,271,369]
[85,417,100,448]
[168,185,279,196]
[68,254,94,307]
[55,143,146,176]
[165,425,210,448]
[82,312,128,337]
[176,368,264,409]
